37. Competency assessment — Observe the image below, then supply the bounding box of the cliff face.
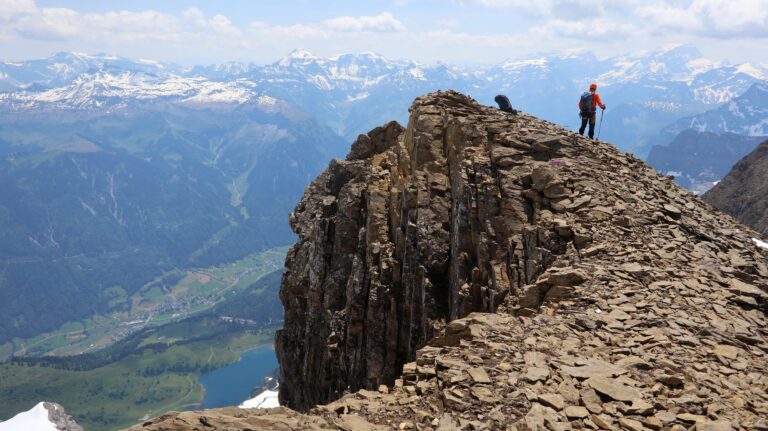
[276,92,580,410]
[129,91,768,431]
[703,138,768,236]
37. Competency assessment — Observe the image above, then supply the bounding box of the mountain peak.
[277,49,320,66]
[654,43,703,58]
[329,51,388,62]
[130,90,768,431]
[50,51,90,60]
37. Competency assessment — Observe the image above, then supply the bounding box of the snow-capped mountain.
[599,45,717,85]
[662,82,768,139]
[1,46,765,153]
[0,52,179,92]
[0,402,82,431]
[0,70,282,112]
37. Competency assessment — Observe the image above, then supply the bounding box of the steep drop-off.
[129,91,768,431]
[703,139,768,236]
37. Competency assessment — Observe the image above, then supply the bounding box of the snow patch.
[278,49,319,67]
[686,58,719,76]
[753,238,768,250]
[736,63,766,79]
[409,67,426,80]
[138,59,164,68]
[240,389,280,409]
[346,92,369,102]
[642,100,683,111]
[501,58,548,73]
[0,402,59,431]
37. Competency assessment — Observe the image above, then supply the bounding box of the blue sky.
[2,0,768,65]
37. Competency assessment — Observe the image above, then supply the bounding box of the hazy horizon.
[2,43,766,72]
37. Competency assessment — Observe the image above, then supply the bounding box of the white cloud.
[0,0,36,22]
[1,2,407,54]
[15,7,79,41]
[183,7,241,37]
[182,7,207,28]
[6,3,185,42]
[639,0,768,39]
[248,21,329,39]
[462,0,646,19]
[464,0,768,40]
[532,18,636,41]
[0,0,765,65]
[323,12,405,32]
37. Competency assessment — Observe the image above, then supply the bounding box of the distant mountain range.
[660,81,768,141]
[2,46,767,155]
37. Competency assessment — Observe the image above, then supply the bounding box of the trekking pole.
[597,109,604,140]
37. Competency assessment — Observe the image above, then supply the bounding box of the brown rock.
[564,406,589,419]
[581,387,604,414]
[591,414,616,430]
[694,421,734,431]
[336,415,388,431]
[641,417,663,430]
[677,413,707,423]
[467,367,492,384]
[525,366,550,383]
[585,377,643,402]
[712,345,740,360]
[618,418,646,431]
[538,393,566,411]
[560,359,627,379]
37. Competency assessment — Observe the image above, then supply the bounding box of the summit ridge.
[128,91,768,431]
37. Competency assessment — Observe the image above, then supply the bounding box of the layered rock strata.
[129,91,768,431]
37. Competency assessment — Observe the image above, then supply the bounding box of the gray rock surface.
[44,402,83,431]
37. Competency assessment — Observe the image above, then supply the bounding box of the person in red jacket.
[578,83,606,139]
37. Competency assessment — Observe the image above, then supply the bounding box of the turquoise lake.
[198,346,278,408]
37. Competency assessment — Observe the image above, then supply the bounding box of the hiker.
[495,94,518,115]
[578,83,606,139]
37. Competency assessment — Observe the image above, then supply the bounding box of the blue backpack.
[580,92,595,114]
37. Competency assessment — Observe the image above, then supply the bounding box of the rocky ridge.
[128,91,768,431]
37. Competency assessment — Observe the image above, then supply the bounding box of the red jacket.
[578,92,605,111]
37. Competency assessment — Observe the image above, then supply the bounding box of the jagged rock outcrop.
[0,402,82,431]
[128,91,768,431]
[46,402,83,431]
[703,138,768,235]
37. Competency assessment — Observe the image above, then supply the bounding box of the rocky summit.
[127,91,768,431]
